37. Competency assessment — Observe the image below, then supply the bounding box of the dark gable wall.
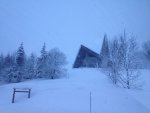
[73,45,101,68]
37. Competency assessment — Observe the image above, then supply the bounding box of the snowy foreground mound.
[0,69,150,113]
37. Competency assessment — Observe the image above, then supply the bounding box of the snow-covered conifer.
[100,34,110,68]
[25,53,36,79]
[3,54,14,68]
[143,40,150,68]
[16,43,25,67]
[36,43,48,78]
[12,43,26,82]
[0,54,4,80]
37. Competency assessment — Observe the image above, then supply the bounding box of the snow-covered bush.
[3,43,26,83]
[24,53,36,79]
[4,66,23,83]
[0,52,18,82]
[47,48,67,79]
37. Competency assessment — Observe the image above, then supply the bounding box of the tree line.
[0,43,67,83]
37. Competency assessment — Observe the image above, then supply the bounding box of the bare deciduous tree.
[107,33,141,89]
[108,38,121,84]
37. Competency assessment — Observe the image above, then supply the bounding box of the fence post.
[90,91,92,113]
[12,88,15,103]
[28,89,31,98]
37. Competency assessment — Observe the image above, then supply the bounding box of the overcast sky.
[0,0,150,65]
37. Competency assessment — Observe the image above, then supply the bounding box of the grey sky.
[0,0,150,65]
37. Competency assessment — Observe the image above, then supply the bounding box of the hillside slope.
[0,69,150,113]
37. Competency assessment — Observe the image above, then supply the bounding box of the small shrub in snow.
[4,66,23,83]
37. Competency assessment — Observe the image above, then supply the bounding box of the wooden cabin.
[73,45,101,68]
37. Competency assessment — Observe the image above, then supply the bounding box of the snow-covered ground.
[0,68,150,113]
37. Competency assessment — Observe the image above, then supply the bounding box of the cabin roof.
[73,45,100,68]
[80,45,99,57]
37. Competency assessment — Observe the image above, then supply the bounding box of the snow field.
[0,69,150,113]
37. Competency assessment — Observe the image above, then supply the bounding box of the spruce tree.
[36,43,48,78]
[0,54,4,71]
[16,43,25,67]
[0,54,4,80]
[4,54,13,68]
[41,43,47,59]
[3,54,17,82]
[100,34,110,68]
[14,43,25,82]
[143,40,150,63]
[25,53,36,79]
